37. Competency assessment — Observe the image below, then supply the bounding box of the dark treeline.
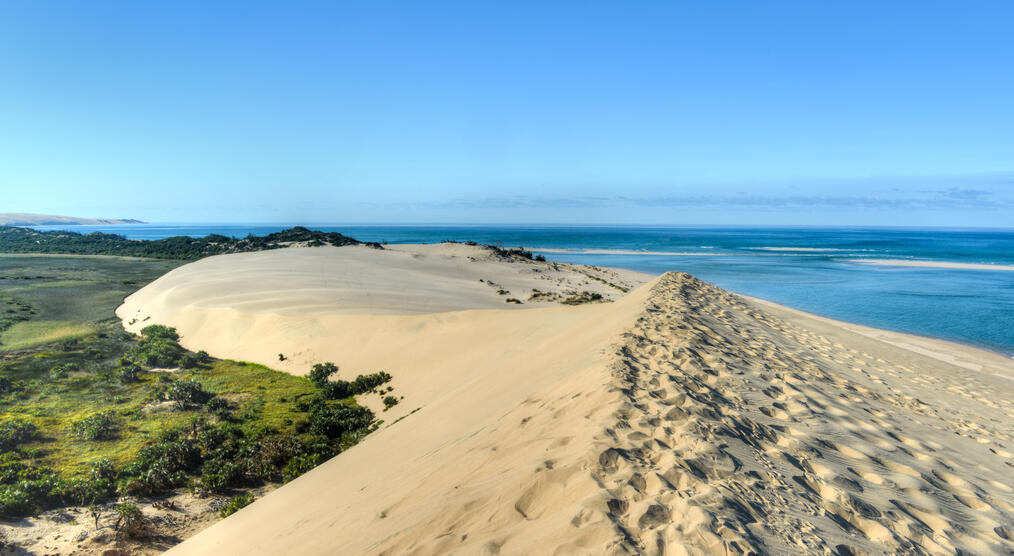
[0,226,382,260]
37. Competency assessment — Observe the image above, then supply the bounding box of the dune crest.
[119,248,1014,555]
[594,273,1014,554]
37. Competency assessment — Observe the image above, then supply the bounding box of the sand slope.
[116,247,1014,555]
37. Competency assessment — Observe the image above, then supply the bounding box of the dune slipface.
[118,247,1014,555]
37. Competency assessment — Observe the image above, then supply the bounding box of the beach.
[114,243,1014,554]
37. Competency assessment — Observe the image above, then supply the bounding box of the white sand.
[851,258,1014,271]
[113,245,1014,555]
[532,248,714,256]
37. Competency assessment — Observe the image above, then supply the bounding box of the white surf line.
[752,247,850,252]
[849,259,1014,271]
[531,248,722,256]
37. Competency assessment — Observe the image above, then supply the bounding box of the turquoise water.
[30,224,1014,357]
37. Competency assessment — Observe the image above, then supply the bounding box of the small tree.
[71,411,119,441]
[118,363,141,383]
[114,502,147,537]
[308,362,339,387]
[167,379,213,409]
[139,325,179,341]
[178,353,199,369]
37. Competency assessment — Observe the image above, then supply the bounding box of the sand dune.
[116,245,1014,555]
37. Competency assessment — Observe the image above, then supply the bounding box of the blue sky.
[2,1,1012,226]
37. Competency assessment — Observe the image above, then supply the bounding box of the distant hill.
[0,225,380,260]
[0,212,144,226]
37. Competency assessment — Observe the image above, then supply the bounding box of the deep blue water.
[31,224,1014,357]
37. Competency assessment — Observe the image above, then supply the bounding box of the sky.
[1,1,1013,226]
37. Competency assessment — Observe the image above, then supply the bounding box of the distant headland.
[0,212,144,226]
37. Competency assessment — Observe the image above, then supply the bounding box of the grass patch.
[0,255,392,518]
[1,320,96,350]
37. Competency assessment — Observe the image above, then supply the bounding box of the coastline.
[741,294,1014,375]
[137,247,1014,555]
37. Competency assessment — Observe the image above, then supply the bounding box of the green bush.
[115,502,147,536]
[139,325,179,341]
[0,418,37,451]
[383,396,399,410]
[132,337,182,367]
[206,397,230,417]
[319,371,393,400]
[71,411,119,441]
[282,452,320,482]
[118,363,141,383]
[167,379,213,409]
[308,403,374,439]
[90,459,116,481]
[178,353,199,369]
[49,362,79,379]
[219,493,254,518]
[308,362,339,387]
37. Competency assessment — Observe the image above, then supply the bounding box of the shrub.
[308,362,339,387]
[206,397,230,416]
[200,460,243,492]
[219,493,254,518]
[167,379,213,409]
[352,371,392,394]
[0,419,37,451]
[132,337,182,367]
[383,396,399,410]
[114,502,147,536]
[282,453,320,482]
[90,459,116,481]
[49,363,79,379]
[139,325,179,341]
[118,363,140,383]
[71,411,119,441]
[178,353,199,369]
[195,350,211,363]
[120,430,202,495]
[0,377,11,393]
[308,403,374,439]
[55,477,115,507]
[316,371,392,400]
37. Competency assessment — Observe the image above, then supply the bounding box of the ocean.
[29,224,1014,358]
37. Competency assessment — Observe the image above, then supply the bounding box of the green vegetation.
[581,271,630,293]
[561,291,605,305]
[219,493,255,518]
[309,362,392,400]
[0,226,381,260]
[0,321,390,517]
[0,254,180,350]
[114,502,147,537]
[70,411,119,440]
[0,254,393,519]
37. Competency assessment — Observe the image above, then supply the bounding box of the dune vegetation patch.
[0,322,391,518]
[0,254,393,523]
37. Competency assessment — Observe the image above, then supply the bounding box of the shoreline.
[142,250,1014,555]
[740,293,1014,375]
